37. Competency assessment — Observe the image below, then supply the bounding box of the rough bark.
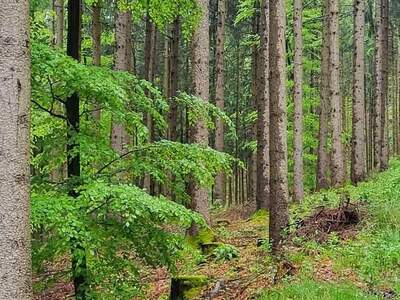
[351,0,366,184]
[54,0,64,47]
[373,0,383,170]
[268,0,289,251]
[380,0,389,170]
[256,0,270,210]
[168,18,180,141]
[143,15,157,191]
[293,0,304,200]
[0,1,32,298]
[189,0,211,229]
[214,0,226,203]
[329,0,346,187]
[92,1,101,121]
[111,10,132,154]
[316,0,331,190]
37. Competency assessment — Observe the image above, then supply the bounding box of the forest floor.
[144,161,400,300]
[35,161,400,299]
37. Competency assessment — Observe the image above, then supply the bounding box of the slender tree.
[168,18,181,141]
[373,0,384,170]
[66,1,88,298]
[329,0,346,187]
[293,0,304,200]
[269,0,289,251]
[316,0,331,190]
[214,0,226,203]
[256,0,270,210]
[351,0,366,184]
[380,0,389,170]
[0,1,32,298]
[54,0,64,47]
[92,0,102,121]
[189,0,211,230]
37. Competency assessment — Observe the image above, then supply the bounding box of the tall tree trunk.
[66,1,88,298]
[256,0,270,210]
[189,0,211,231]
[143,15,157,192]
[380,0,389,170]
[329,0,346,187]
[54,0,64,47]
[168,18,180,141]
[0,1,32,298]
[293,0,304,200]
[373,0,384,170]
[214,0,226,203]
[92,1,101,121]
[111,10,132,154]
[269,0,289,251]
[351,0,366,184]
[316,0,331,190]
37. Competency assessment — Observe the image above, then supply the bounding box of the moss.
[171,275,209,299]
[249,209,269,224]
[186,227,217,248]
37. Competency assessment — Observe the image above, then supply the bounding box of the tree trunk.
[380,0,389,170]
[293,0,304,200]
[54,0,64,47]
[256,0,270,210]
[189,0,211,231]
[351,0,366,184]
[66,1,88,299]
[169,18,180,141]
[143,15,157,192]
[0,1,32,298]
[316,0,331,190]
[329,0,346,187]
[92,1,101,121]
[214,0,226,203]
[373,0,384,170]
[269,0,289,252]
[111,10,132,154]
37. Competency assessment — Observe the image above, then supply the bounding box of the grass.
[260,280,380,300]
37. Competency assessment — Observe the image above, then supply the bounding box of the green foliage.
[212,244,240,261]
[31,181,204,297]
[260,280,379,300]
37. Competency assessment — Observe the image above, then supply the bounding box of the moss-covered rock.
[170,275,209,300]
[186,227,217,248]
[200,242,222,255]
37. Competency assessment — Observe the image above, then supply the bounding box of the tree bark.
[143,14,157,192]
[329,0,346,187]
[189,0,211,230]
[269,0,289,251]
[293,0,304,200]
[351,0,366,184]
[373,0,384,170]
[214,0,226,203]
[169,18,180,139]
[256,0,270,210]
[54,0,64,47]
[66,1,88,299]
[111,10,132,154]
[316,0,331,190]
[380,0,389,170]
[92,1,101,121]
[0,1,32,298]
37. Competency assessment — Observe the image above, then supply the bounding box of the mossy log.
[170,275,209,300]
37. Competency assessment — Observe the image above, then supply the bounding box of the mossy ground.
[144,161,400,299]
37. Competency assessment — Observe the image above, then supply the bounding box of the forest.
[1,0,400,299]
